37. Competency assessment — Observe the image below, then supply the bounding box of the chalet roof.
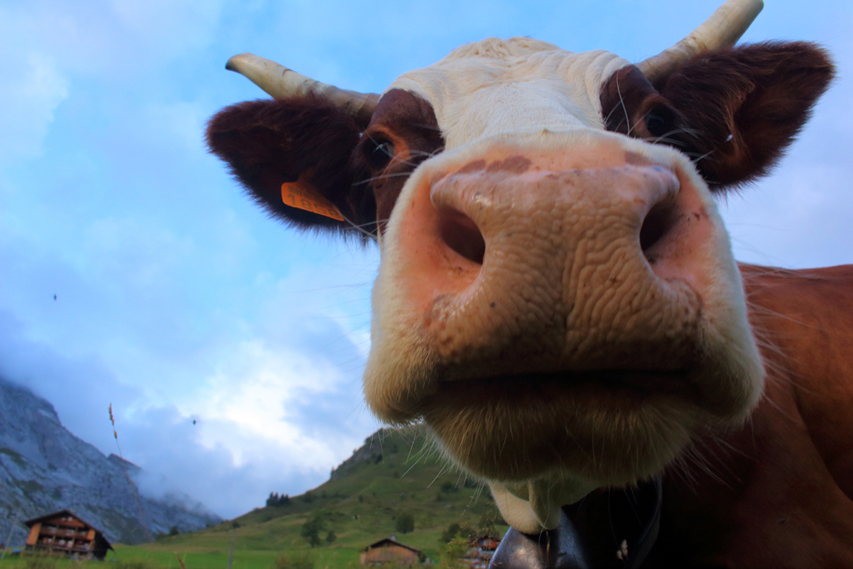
[25,509,91,528]
[23,509,113,550]
[364,537,422,554]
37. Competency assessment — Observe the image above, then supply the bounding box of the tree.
[442,522,476,543]
[301,516,324,547]
[267,492,292,507]
[441,523,462,543]
[396,513,415,534]
[478,509,501,534]
[438,536,470,569]
[325,530,337,544]
[168,525,180,536]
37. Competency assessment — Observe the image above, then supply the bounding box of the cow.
[206,0,853,566]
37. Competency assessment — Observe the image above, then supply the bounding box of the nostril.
[438,207,486,264]
[639,198,679,261]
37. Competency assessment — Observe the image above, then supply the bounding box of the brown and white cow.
[207,0,853,565]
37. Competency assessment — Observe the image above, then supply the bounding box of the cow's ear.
[659,42,834,189]
[206,96,374,234]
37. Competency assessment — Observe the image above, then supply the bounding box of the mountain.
[0,377,220,546]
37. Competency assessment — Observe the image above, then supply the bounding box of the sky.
[1,0,851,520]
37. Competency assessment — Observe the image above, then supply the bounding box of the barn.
[360,537,422,566]
[23,510,113,561]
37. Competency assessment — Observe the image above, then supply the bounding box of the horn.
[225,53,380,125]
[637,0,764,85]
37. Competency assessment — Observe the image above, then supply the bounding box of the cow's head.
[207,0,833,532]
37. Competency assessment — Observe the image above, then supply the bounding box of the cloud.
[140,101,212,156]
[0,53,69,165]
[83,217,195,290]
[118,403,341,519]
[107,0,226,54]
[194,339,356,463]
[157,430,369,519]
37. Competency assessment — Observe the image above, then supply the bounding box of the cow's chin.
[419,369,706,485]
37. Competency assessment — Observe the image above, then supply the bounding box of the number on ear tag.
[281,183,345,221]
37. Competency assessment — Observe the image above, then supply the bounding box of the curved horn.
[225,53,380,125]
[637,0,764,85]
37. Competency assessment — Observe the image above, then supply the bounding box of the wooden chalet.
[24,510,113,560]
[360,537,422,566]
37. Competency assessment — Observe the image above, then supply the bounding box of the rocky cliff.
[0,377,220,546]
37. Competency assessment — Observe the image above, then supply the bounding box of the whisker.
[616,76,631,136]
[352,172,417,187]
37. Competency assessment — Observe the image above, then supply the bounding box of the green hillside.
[102,426,508,569]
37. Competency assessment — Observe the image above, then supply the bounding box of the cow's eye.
[644,105,676,139]
[367,139,396,169]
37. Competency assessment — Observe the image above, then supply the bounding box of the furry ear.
[206,95,372,232]
[659,42,834,188]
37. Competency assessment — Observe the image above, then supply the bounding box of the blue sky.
[1,0,851,519]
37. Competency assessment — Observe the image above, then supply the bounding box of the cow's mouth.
[419,368,698,483]
[431,368,694,404]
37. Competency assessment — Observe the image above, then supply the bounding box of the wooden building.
[360,537,422,566]
[24,510,113,560]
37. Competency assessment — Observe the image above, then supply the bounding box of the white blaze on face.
[389,38,632,150]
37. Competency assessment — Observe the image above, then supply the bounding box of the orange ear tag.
[280,183,345,221]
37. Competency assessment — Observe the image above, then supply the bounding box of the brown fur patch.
[205,94,363,232]
[625,151,652,166]
[485,156,532,173]
[600,43,834,190]
[600,65,666,137]
[659,42,834,187]
[351,89,444,235]
[206,90,443,237]
[455,160,488,175]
